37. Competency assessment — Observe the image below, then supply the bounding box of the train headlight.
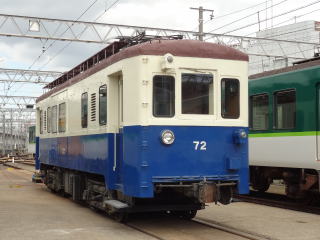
[166,55,174,63]
[233,129,247,145]
[161,130,175,145]
[239,130,247,139]
[161,53,175,71]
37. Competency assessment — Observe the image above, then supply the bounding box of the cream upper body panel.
[36,54,248,138]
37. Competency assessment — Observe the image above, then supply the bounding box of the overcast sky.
[0,0,319,97]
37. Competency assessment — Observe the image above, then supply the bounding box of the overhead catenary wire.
[216,0,320,36]
[6,0,103,97]
[199,0,273,30]
[206,0,289,33]
[38,0,122,71]
[244,7,320,37]
[27,0,99,71]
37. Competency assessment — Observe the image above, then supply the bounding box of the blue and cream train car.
[36,39,249,220]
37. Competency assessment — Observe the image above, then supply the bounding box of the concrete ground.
[198,201,320,240]
[1,166,320,240]
[0,165,156,240]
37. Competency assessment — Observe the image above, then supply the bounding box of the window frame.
[47,107,51,133]
[181,73,214,115]
[249,93,269,131]
[152,75,175,118]
[221,78,240,119]
[58,102,66,133]
[52,105,58,133]
[39,110,43,134]
[273,89,296,130]
[99,85,107,125]
[81,92,88,128]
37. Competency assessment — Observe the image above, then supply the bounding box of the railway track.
[234,191,320,215]
[125,214,276,240]
[1,159,35,173]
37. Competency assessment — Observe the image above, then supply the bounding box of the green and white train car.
[249,59,320,199]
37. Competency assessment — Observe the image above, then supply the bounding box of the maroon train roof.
[37,40,248,102]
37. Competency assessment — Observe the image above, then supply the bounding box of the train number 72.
[193,141,207,151]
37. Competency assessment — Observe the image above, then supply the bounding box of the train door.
[118,77,123,129]
[317,85,320,161]
[108,72,123,185]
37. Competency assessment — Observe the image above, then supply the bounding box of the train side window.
[182,73,213,114]
[274,89,296,129]
[153,75,175,117]
[250,94,269,130]
[81,92,88,128]
[52,105,58,133]
[29,126,35,144]
[59,103,66,132]
[99,85,107,125]
[40,110,43,134]
[221,78,240,119]
[47,107,51,133]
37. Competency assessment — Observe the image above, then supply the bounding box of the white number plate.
[193,141,207,151]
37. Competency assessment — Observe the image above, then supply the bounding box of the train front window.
[250,94,269,130]
[181,73,213,114]
[221,78,240,119]
[153,75,175,117]
[274,89,296,129]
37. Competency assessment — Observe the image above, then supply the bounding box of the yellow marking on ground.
[6,168,14,171]
[9,184,22,188]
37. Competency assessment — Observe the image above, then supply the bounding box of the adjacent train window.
[221,78,240,119]
[182,73,213,114]
[81,92,88,128]
[274,89,296,129]
[99,85,107,125]
[59,103,66,132]
[47,107,51,133]
[153,75,175,117]
[52,105,58,133]
[250,94,269,130]
[39,110,43,134]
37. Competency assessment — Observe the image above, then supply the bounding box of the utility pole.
[190,6,214,41]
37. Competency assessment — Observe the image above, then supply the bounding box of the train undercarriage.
[250,166,320,202]
[41,164,236,222]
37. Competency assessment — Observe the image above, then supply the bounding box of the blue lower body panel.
[39,126,249,198]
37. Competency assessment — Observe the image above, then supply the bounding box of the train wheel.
[252,182,270,193]
[112,212,129,223]
[171,210,197,220]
